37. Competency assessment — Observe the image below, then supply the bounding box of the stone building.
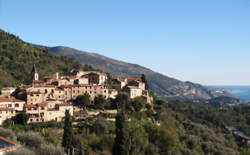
[0,96,25,112]
[24,101,73,123]
[0,108,16,125]
[0,87,16,97]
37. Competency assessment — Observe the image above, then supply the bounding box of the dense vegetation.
[0,29,94,89]
[2,93,250,154]
[167,100,250,137]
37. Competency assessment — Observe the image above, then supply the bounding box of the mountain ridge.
[35,45,233,100]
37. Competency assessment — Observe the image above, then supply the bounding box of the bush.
[17,132,45,148]
[93,118,109,136]
[38,143,65,155]
[6,147,35,155]
[0,127,16,140]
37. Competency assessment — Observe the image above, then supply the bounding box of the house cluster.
[0,65,152,125]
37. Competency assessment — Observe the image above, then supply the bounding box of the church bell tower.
[31,64,39,81]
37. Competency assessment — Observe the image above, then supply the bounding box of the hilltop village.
[0,65,153,125]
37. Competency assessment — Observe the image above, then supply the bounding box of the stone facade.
[0,108,16,125]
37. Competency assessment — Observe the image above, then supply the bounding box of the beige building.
[128,78,145,90]
[0,97,25,112]
[26,91,46,105]
[112,77,128,88]
[124,86,143,99]
[0,108,16,125]
[82,72,107,85]
[24,102,73,123]
[0,87,16,96]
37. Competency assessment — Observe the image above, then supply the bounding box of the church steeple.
[31,64,39,81]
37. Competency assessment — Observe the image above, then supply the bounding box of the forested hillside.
[0,30,86,89]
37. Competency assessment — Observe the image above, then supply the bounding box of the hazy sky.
[0,0,249,85]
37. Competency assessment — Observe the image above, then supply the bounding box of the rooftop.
[0,136,18,150]
[0,97,25,103]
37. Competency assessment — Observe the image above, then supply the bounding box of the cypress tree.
[112,109,130,155]
[141,74,148,90]
[62,110,73,153]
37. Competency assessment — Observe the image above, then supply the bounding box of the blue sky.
[0,0,249,85]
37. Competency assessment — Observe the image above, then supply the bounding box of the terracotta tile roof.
[24,104,37,108]
[32,80,43,83]
[37,103,48,107]
[127,77,142,82]
[0,97,25,103]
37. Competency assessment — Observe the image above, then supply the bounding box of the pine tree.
[112,109,131,155]
[62,110,74,154]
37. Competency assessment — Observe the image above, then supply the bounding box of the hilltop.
[0,30,89,89]
[40,46,232,100]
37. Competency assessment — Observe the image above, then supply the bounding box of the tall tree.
[112,109,130,155]
[141,74,149,90]
[113,92,130,109]
[62,110,74,154]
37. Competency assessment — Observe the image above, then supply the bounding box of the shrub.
[38,143,65,155]
[0,127,16,140]
[6,147,35,155]
[17,132,45,148]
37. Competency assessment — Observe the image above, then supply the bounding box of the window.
[8,104,12,107]
[41,107,45,110]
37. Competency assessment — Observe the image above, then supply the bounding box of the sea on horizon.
[210,86,250,101]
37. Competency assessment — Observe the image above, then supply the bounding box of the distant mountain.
[36,45,232,100]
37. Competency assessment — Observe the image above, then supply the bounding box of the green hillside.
[0,30,84,89]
